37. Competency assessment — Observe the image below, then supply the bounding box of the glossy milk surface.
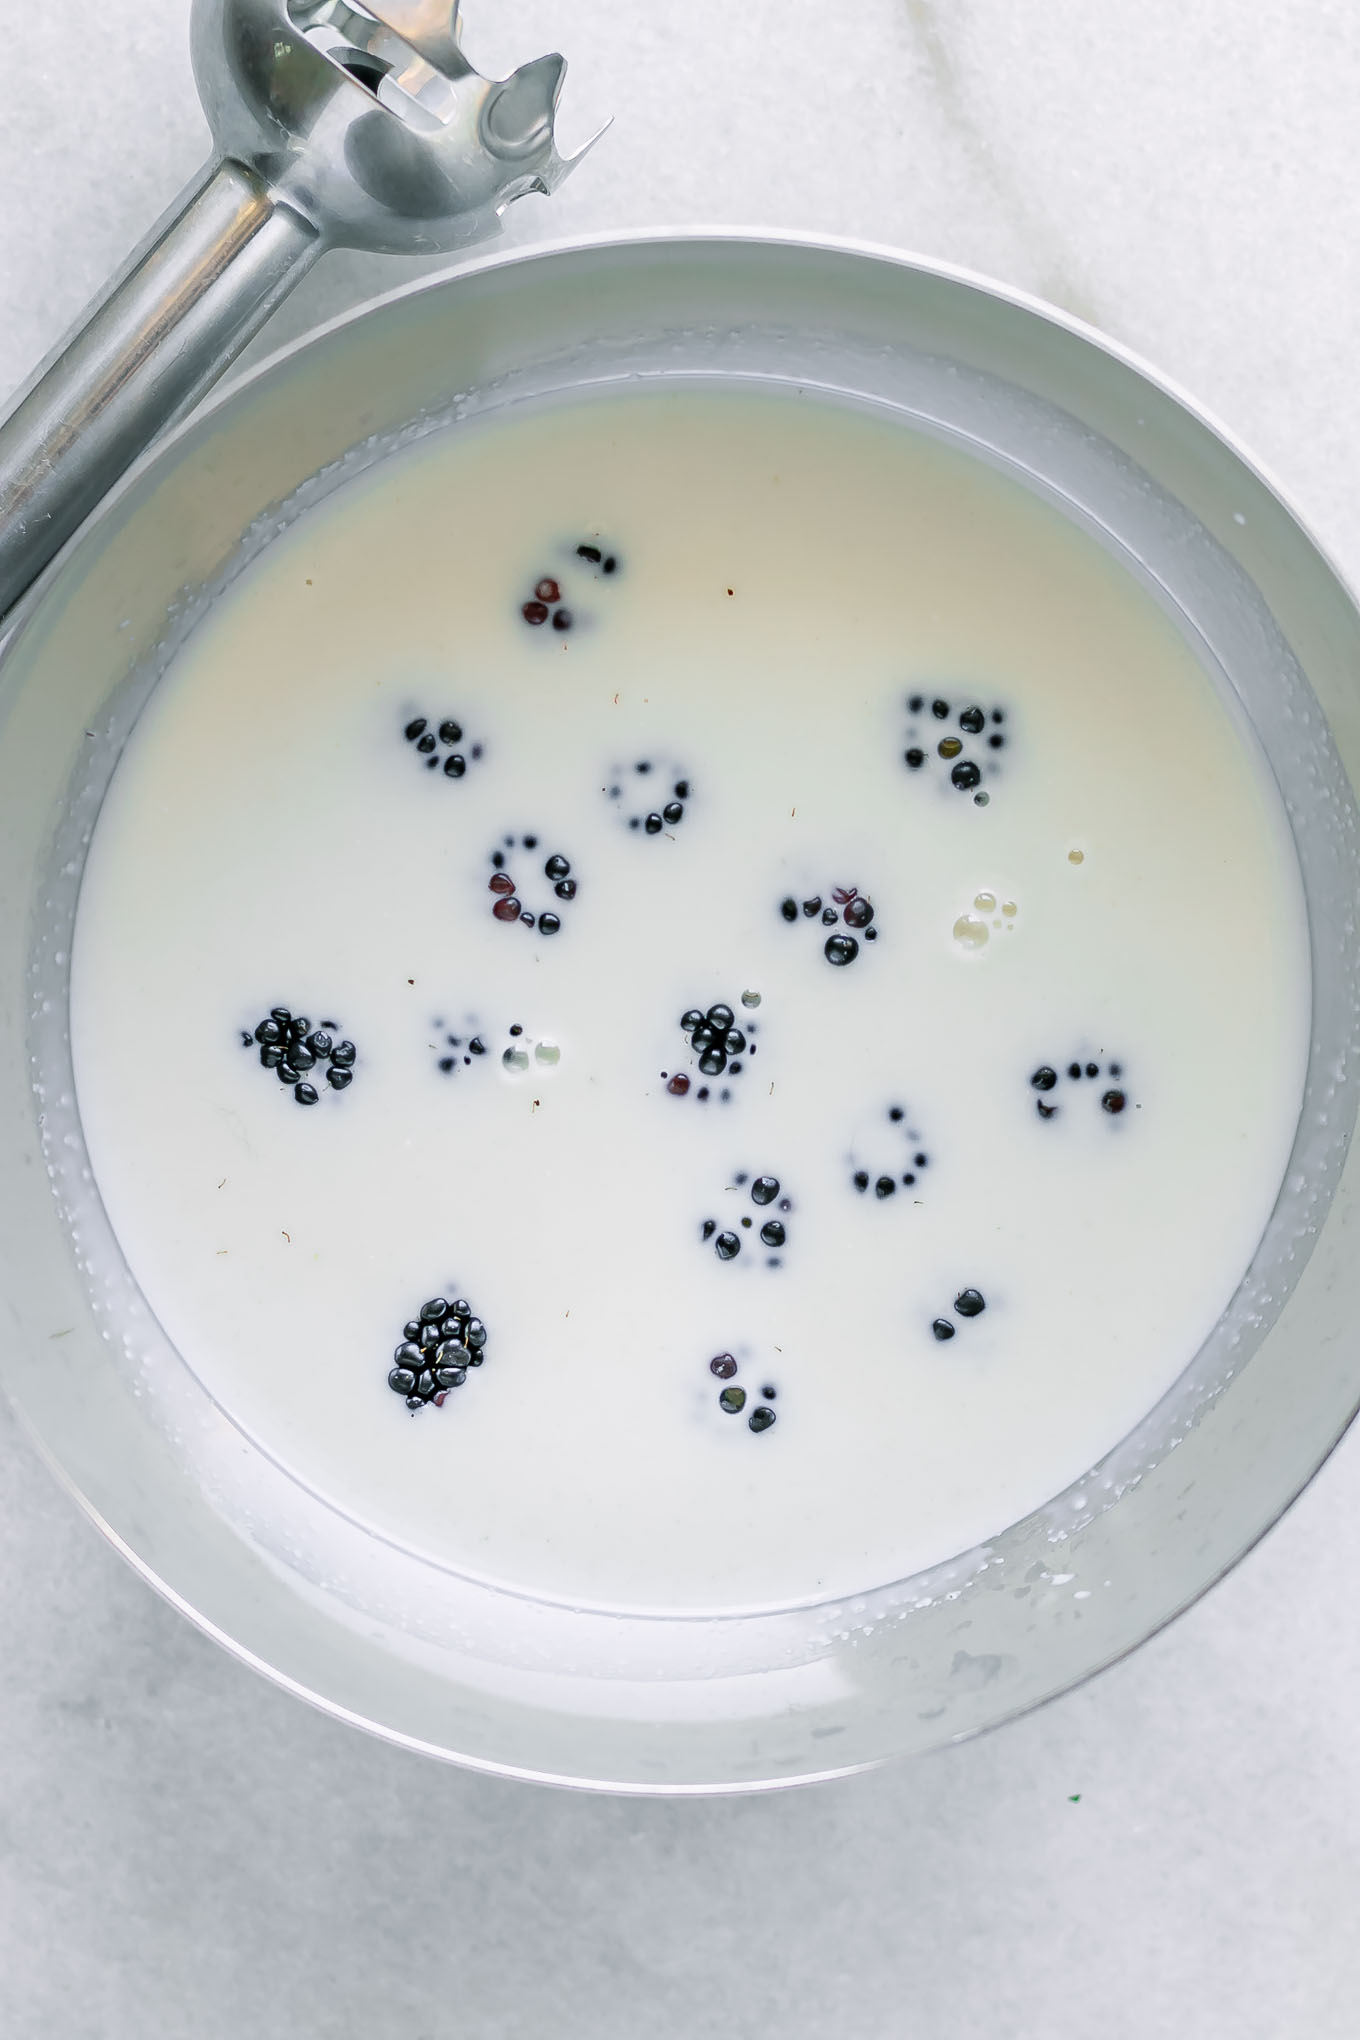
[69,387,1310,1613]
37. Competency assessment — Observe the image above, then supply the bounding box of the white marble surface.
[3,3,1360,2033]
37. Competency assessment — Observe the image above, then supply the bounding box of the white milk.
[68,386,1310,1615]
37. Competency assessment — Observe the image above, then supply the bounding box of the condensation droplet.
[973,891,997,913]
[534,1041,560,1066]
[953,914,990,950]
[1068,849,1085,865]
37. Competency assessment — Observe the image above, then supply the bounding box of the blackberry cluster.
[1030,1059,1127,1120]
[932,1289,987,1341]
[903,693,1007,805]
[403,715,482,779]
[708,1352,777,1434]
[607,760,691,836]
[388,1295,488,1410]
[521,541,621,633]
[248,1008,356,1106]
[700,1173,793,1267]
[488,837,578,935]
[852,1105,931,1197]
[778,885,877,965]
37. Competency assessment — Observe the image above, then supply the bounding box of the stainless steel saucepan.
[1,1,1357,1792]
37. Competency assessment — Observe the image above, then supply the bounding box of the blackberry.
[607,760,691,835]
[488,845,578,931]
[405,712,479,779]
[245,1008,357,1104]
[388,1294,488,1407]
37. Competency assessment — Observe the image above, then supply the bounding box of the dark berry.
[715,1232,741,1260]
[545,854,571,880]
[668,1074,691,1096]
[843,897,874,929]
[577,544,602,563]
[723,1029,746,1055]
[270,1007,291,1024]
[825,935,859,966]
[853,1171,869,1191]
[290,1045,316,1072]
[889,1107,904,1122]
[603,556,618,574]
[645,813,663,834]
[465,1320,487,1349]
[905,748,925,768]
[908,694,924,712]
[438,720,462,745]
[681,1009,704,1031]
[989,733,1005,749]
[255,1018,282,1046]
[1086,1062,1100,1079]
[308,1031,333,1057]
[294,1082,319,1106]
[1037,1101,1056,1119]
[555,879,577,902]
[539,913,562,936]
[421,1298,449,1322]
[289,1018,311,1041]
[751,1177,779,1204]
[1031,1067,1058,1091]
[719,1385,747,1414]
[802,897,822,918]
[749,1407,776,1433]
[951,760,982,791]
[389,1367,417,1394]
[780,898,798,922]
[444,754,466,778]
[932,1319,956,1341]
[663,802,684,825]
[535,578,560,603]
[493,898,522,922]
[955,1288,986,1317]
[522,600,549,625]
[707,1005,734,1029]
[875,1176,896,1198]
[417,732,437,754]
[699,1048,728,1076]
[759,1220,785,1248]
[932,699,950,719]
[404,718,427,741]
[260,1045,283,1069]
[490,872,515,895]
[710,1354,738,1379]
[277,1062,299,1085]
[1102,1089,1127,1115]
[959,706,985,734]
[701,1220,716,1241]
[393,1342,422,1368]
[331,1041,356,1069]
[552,608,573,632]
[821,907,838,926]
[1068,1063,1082,1080]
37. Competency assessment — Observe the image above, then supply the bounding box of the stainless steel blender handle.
[0,161,320,625]
[0,0,598,627]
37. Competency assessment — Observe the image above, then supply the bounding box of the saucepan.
[1,1,1358,1792]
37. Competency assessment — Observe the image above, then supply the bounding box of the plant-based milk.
[68,387,1310,1614]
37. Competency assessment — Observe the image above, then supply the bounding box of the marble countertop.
[2,4,1358,2034]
